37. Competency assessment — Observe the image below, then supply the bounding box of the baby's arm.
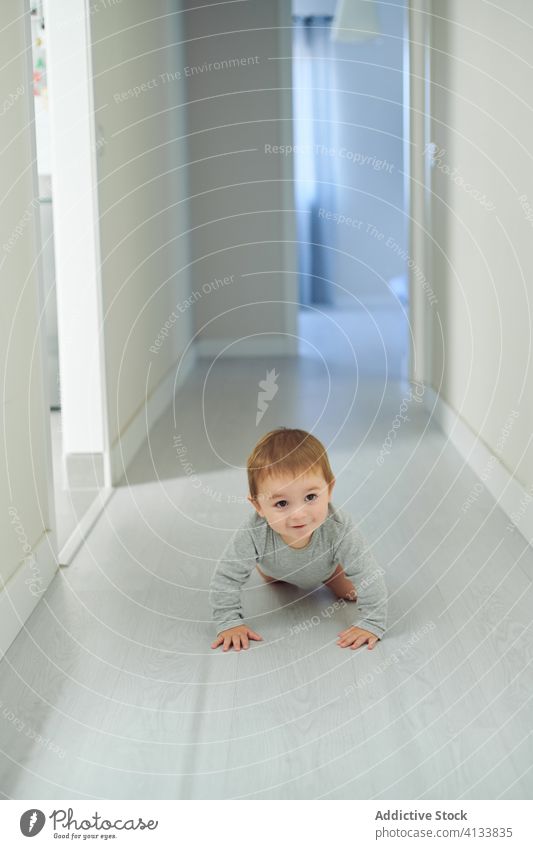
[333,520,388,641]
[209,526,259,647]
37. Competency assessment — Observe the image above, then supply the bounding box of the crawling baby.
[209,427,388,652]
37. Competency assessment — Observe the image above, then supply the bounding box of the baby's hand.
[337,626,380,650]
[211,625,263,652]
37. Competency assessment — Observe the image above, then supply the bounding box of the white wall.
[0,0,57,656]
[427,0,533,489]
[183,0,298,356]
[89,0,193,471]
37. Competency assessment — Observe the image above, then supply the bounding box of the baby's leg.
[323,563,358,601]
[256,564,288,584]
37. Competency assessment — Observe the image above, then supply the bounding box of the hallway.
[0,359,532,800]
[2,0,533,820]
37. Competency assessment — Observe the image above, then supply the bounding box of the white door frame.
[32,0,112,564]
[407,0,433,388]
[24,0,58,556]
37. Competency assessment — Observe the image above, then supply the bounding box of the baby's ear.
[328,478,336,496]
[247,494,262,514]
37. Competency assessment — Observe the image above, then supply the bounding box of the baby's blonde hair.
[247,427,334,501]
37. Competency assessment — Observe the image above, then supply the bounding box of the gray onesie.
[209,502,388,638]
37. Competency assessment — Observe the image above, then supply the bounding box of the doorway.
[292,0,409,379]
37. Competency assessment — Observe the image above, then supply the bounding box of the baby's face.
[248,468,334,548]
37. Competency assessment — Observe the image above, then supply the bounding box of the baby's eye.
[274,500,288,509]
[305,493,318,502]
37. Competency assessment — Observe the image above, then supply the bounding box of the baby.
[209,427,388,652]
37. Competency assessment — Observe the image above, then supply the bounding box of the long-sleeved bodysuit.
[209,503,388,638]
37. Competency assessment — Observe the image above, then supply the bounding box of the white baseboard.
[0,532,58,661]
[195,336,298,358]
[424,386,533,546]
[58,486,115,567]
[109,352,196,485]
[64,452,105,489]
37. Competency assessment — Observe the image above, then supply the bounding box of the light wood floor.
[1,346,532,799]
